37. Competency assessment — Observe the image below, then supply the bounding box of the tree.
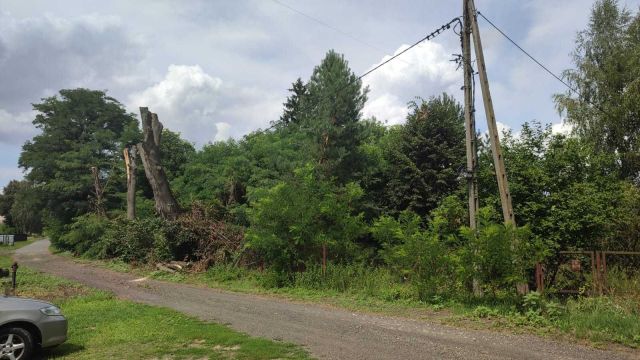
[477,121,638,253]
[0,180,23,228]
[382,94,466,218]
[0,180,44,234]
[302,50,369,183]
[555,0,640,181]
[10,183,44,234]
[278,78,308,127]
[160,129,196,182]
[19,89,138,224]
[136,107,180,220]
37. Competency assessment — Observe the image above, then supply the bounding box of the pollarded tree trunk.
[137,107,180,220]
[123,145,137,220]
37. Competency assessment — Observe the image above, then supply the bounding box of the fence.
[0,235,15,246]
[0,234,27,245]
[537,250,640,296]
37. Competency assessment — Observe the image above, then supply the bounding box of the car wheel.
[0,327,33,360]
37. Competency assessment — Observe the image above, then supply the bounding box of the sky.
[1,0,639,190]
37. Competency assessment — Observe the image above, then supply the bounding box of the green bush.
[372,211,457,300]
[55,214,111,255]
[95,217,173,263]
[459,208,547,295]
[0,223,15,234]
[246,164,367,276]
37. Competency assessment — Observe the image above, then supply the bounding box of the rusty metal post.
[322,244,327,276]
[601,252,607,294]
[589,251,595,295]
[535,262,544,293]
[10,262,18,292]
[595,251,603,295]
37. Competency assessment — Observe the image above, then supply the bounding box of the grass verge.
[65,257,640,350]
[0,250,310,359]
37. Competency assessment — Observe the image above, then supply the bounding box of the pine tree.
[383,94,466,218]
[303,50,368,183]
[279,78,308,126]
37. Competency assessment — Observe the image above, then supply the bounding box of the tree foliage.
[302,50,369,183]
[381,94,466,218]
[19,89,138,223]
[555,0,640,180]
[246,164,366,275]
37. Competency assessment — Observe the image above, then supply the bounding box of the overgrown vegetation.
[1,0,639,349]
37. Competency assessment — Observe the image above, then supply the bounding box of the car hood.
[0,296,54,311]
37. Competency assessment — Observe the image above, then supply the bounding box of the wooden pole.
[467,0,515,224]
[463,0,478,230]
[464,0,484,297]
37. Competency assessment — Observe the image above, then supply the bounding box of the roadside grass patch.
[1,251,310,360]
[47,295,309,359]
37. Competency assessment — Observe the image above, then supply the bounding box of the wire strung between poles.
[251,16,463,136]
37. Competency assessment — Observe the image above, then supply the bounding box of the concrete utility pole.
[465,0,515,225]
[462,0,479,230]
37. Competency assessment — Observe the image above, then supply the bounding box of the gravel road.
[15,240,638,360]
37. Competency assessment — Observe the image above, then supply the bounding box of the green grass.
[72,259,640,349]
[0,252,311,359]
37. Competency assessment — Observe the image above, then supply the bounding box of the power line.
[358,17,461,80]
[475,11,578,95]
[475,10,613,118]
[270,0,388,55]
[270,0,415,68]
[249,17,462,137]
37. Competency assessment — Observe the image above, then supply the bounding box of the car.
[0,296,67,359]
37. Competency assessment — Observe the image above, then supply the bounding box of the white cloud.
[0,109,37,145]
[551,120,573,135]
[214,122,232,142]
[129,65,282,146]
[129,65,223,145]
[362,94,408,125]
[362,41,460,124]
[496,121,511,136]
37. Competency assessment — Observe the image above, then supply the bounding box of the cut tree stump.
[137,107,180,220]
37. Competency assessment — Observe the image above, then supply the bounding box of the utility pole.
[462,0,478,229]
[466,0,515,224]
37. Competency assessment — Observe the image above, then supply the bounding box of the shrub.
[95,217,173,263]
[459,208,548,295]
[0,223,15,234]
[246,164,367,276]
[372,210,457,300]
[55,214,111,255]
